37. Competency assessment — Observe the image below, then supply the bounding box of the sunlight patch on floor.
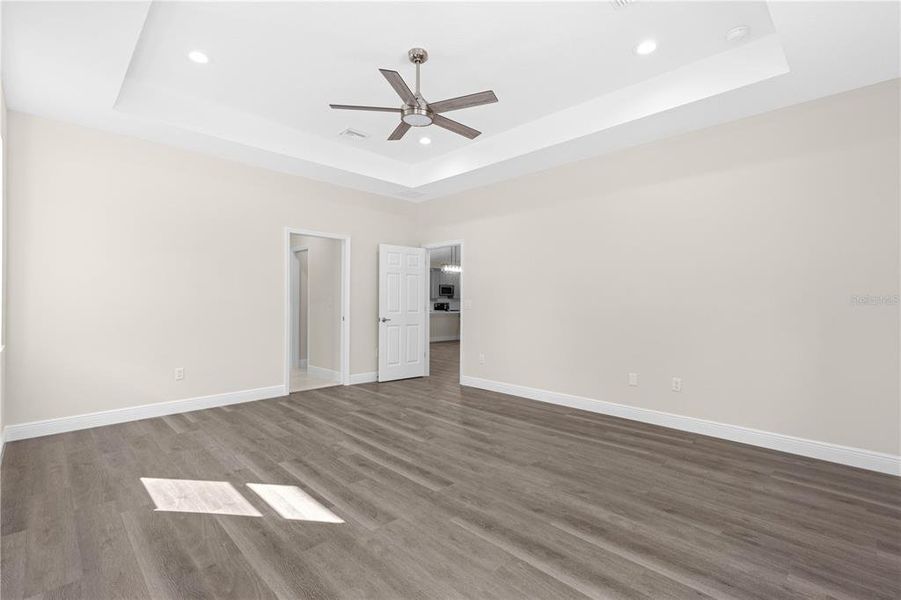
[139,477,344,523]
[247,483,344,523]
[140,477,263,517]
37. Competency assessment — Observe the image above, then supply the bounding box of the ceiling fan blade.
[379,69,417,106]
[329,104,401,113]
[432,114,481,139]
[428,90,498,114]
[387,121,411,141]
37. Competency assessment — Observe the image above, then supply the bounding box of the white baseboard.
[2,371,381,444]
[350,371,378,385]
[307,365,340,382]
[431,336,460,342]
[3,385,286,442]
[461,375,900,476]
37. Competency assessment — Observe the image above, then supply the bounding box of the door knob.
[380,317,391,323]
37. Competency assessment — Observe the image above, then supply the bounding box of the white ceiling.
[3,1,899,202]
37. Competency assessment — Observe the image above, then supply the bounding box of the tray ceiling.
[3,1,899,201]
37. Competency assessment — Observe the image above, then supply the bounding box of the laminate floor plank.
[2,341,899,599]
[73,501,150,599]
[23,486,82,598]
[1,530,27,600]
[0,441,33,536]
[214,514,334,600]
[120,508,217,600]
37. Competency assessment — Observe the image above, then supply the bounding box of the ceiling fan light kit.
[402,107,432,127]
[330,47,498,141]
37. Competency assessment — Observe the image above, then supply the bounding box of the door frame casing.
[422,240,464,384]
[283,227,351,393]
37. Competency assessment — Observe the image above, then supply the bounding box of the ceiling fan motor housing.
[402,106,433,126]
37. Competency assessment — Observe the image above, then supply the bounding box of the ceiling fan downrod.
[408,47,428,101]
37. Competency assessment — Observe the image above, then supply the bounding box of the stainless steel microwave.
[439,284,454,297]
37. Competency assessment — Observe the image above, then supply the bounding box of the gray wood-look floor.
[2,341,899,599]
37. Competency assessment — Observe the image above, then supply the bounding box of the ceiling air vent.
[338,128,369,140]
[610,0,636,8]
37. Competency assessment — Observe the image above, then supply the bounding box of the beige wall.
[0,86,7,439]
[417,80,900,455]
[288,243,309,365]
[6,112,416,425]
[293,234,341,371]
[298,250,308,362]
[4,81,899,458]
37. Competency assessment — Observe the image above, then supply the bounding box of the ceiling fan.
[329,48,498,141]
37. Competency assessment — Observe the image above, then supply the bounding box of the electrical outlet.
[628,372,639,386]
[671,377,682,392]
[463,299,473,310]
[478,353,486,365]
[174,367,185,381]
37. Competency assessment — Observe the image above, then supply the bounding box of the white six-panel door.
[378,244,427,382]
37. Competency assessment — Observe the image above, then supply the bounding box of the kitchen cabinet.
[428,246,461,300]
[430,268,440,299]
[429,246,453,266]
[430,312,460,341]
[430,269,460,299]
[446,271,460,299]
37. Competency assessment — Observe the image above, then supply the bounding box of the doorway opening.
[424,241,464,384]
[285,228,350,393]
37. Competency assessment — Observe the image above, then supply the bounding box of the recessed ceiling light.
[725,26,750,43]
[188,50,209,64]
[634,39,657,56]
[419,137,431,146]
